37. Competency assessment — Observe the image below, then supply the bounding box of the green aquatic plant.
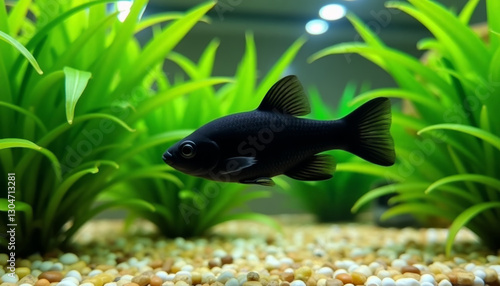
[310,0,500,253]
[281,83,383,222]
[103,33,306,237]
[0,0,224,255]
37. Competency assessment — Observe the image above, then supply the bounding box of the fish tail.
[341,97,395,166]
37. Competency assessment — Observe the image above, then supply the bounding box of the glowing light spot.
[305,19,329,35]
[319,4,347,21]
[117,1,133,22]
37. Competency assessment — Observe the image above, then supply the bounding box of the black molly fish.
[163,75,395,186]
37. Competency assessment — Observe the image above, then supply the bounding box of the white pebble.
[438,280,452,286]
[391,259,408,269]
[1,273,19,283]
[61,277,80,285]
[181,265,194,272]
[348,263,360,273]
[474,276,485,286]
[316,267,334,276]
[56,281,77,286]
[454,257,467,264]
[317,278,327,286]
[474,269,486,280]
[265,255,281,269]
[165,274,176,281]
[201,273,216,284]
[377,270,391,279]
[421,282,434,286]
[20,284,33,286]
[59,253,79,265]
[88,269,103,277]
[366,276,382,286]
[32,260,42,269]
[162,282,174,286]
[369,262,382,272]
[32,270,42,278]
[176,271,192,278]
[490,265,500,274]
[465,263,476,272]
[65,270,82,282]
[156,271,169,281]
[80,283,94,286]
[487,255,499,263]
[354,265,372,277]
[120,275,134,281]
[381,277,396,286]
[290,280,307,286]
[225,278,239,286]
[284,268,294,274]
[395,278,419,286]
[213,249,227,258]
[280,257,294,266]
[335,260,356,270]
[420,274,435,284]
[104,283,117,286]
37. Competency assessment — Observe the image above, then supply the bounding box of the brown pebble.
[248,272,260,282]
[34,278,51,286]
[280,282,290,286]
[38,271,63,283]
[281,272,294,283]
[192,272,202,285]
[132,275,151,286]
[208,260,220,269]
[325,279,343,286]
[401,266,421,275]
[457,272,475,286]
[150,276,163,286]
[485,269,498,283]
[221,255,233,265]
[335,274,352,285]
[351,272,366,285]
[306,277,317,286]
[150,260,163,269]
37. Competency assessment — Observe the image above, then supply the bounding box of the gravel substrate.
[1,215,499,286]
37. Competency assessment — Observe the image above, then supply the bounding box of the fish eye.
[180,141,196,159]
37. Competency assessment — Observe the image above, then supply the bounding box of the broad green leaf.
[0,138,61,180]
[0,30,43,74]
[445,202,500,255]
[64,67,92,124]
[425,174,500,194]
[418,124,500,151]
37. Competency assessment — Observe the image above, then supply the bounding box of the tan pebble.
[150,276,163,286]
[175,282,189,286]
[485,269,498,283]
[457,272,474,286]
[97,265,114,271]
[243,282,263,286]
[260,277,270,286]
[173,275,192,285]
[387,270,401,277]
[281,272,294,283]
[351,273,366,285]
[280,283,290,286]
[393,275,404,281]
[50,282,58,286]
[335,274,352,285]
[325,278,343,286]
[402,273,420,280]
[132,275,150,286]
[210,282,224,286]
[317,279,327,286]
[192,272,202,285]
[446,272,457,285]
[18,274,37,284]
[150,260,163,269]
[34,279,51,286]
[295,267,312,282]
[248,272,260,282]
[124,283,140,286]
[82,267,93,276]
[170,266,181,274]
[268,280,280,286]
[306,277,317,286]
[87,277,104,286]
[98,274,115,284]
[401,266,420,275]
[39,271,64,283]
[434,274,448,283]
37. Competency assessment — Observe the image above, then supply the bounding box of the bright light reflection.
[117,1,133,22]
[319,4,347,21]
[305,19,329,35]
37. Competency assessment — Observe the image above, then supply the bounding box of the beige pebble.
[325,279,343,286]
[352,272,366,285]
[243,281,263,286]
[456,272,474,286]
[210,282,224,286]
[131,275,150,286]
[192,272,202,285]
[35,279,51,286]
[150,276,163,286]
[248,272,260,282]
[39,271,63,283]
[435,274,448,283]
[124,283,140,286]
[401,266,420,275]
[295,267,312,282]
[15,267,31,279]
[484,269,498,283]
[402,273,420,280]
[282,273,294,283]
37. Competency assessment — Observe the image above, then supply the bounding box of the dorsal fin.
[257,75,311,116]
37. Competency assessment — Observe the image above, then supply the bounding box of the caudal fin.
[342,97,395,166]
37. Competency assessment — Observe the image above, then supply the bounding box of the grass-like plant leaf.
[64,67,92,124]
[0,30,43,74]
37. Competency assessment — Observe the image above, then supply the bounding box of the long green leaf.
[426,174,500,194]
[381,202,456,222]
[64,67,92,124]
[336,162,404,182]
[0,101,47,133]
[445,202,500,255]
[418,123,500,151]
[0,30,43,74]
[0,138,61,181]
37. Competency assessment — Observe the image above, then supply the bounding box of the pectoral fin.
[240,177,275,186]
[285,154,336,181]
[221,157,257,175]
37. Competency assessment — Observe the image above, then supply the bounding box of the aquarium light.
[305,19,329,35]
[117,1,133,22]
[319,4,347,21]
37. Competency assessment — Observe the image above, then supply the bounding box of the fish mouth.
[162,151,174,165]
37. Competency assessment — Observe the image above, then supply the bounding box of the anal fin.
[240,177,275,186]
[285,154,336,181]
